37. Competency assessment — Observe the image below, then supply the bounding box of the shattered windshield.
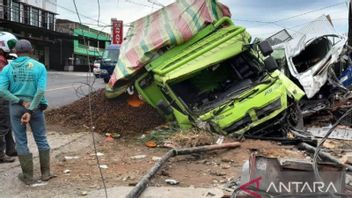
[170,51,263,113]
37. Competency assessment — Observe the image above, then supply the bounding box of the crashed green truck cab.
[135,17,304,136]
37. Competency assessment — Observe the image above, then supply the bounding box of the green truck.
[130,17,305,137]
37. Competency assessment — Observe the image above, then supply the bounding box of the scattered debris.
[30,182,48,187]
[80,191,88,196]
[205,192,216,197]
[165,179,179,185]
[309,125,352,140]
[63,169,71,174]
[90,152,104,157]
[130,155,147,160]
[236,155,346,197]
[123,176,134,181]
[340,153,352,165]
[64,156,80,160]
[298,143,352,170]
[145,140,157,148]
[209,170,226,177]
[152,156,162,161]
[99,165,108,169]
[216,136,224,145]
[126,142,240,198]
[167,130,216,148]
[220,164,231,169]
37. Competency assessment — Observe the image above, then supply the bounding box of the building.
[0,0,56,30]
[56,19,111,71]
[0,0,111,71]
[0,0,74,70]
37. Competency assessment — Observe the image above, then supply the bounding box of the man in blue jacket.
[0,39,53,185]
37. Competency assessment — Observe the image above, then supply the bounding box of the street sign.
[111,19,123,45]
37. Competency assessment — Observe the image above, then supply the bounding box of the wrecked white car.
[271,15,347,99]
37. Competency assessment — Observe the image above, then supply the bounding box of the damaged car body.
[269,15,350,117]
[134,17,305,137]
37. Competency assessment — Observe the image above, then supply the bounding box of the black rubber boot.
[39,150,55,181]
[18,153,33,185]
[0,136,14,163]
[5,132,17,157]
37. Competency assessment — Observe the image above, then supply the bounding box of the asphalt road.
[46,72,105,109]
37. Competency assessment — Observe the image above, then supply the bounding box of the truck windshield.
[102,48,119,62]
[170,51,263,113]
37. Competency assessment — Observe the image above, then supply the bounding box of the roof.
[150,24,250,83]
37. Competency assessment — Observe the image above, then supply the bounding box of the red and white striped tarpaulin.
[107,0,231,90]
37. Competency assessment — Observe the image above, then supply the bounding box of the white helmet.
[0,32,17,53]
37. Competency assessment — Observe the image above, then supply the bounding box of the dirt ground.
[19,90,350,197]
[44,124,306,197]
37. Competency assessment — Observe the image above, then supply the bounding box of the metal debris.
[130,155,147,160]
[165,179,179,185]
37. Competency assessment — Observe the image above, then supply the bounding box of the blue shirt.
[0,56,47,110]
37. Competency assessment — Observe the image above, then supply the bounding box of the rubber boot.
[5,132,17,156]
[39,150,55,181]
[18,153,33,185]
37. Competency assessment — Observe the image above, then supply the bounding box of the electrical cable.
[236,1,346,25]
[72,0,108,197]
[125,0,154,8]
[47,0,109,26]
[312,106,352,198]
[238,1,348,37]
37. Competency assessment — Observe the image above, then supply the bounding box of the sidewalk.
[87,186,224,198]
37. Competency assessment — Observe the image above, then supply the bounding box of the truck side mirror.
[259,40,273,57]
[264,56,279,72]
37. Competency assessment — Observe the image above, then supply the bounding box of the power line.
[47,0,108,25]
[72,0,109,197]
[273,1,346,23]
[236,1,346,24]
[125,0,154,8]
[147,0,165,8]
[250,17,348,37]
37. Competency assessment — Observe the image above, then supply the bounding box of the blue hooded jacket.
[0,56,47,110]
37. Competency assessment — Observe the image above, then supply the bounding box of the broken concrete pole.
[298,143,352,171]
[126,142,241,198]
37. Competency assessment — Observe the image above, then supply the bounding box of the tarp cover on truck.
[107,0,231,91]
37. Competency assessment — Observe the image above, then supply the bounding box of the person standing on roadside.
[0,32,17,163]
[0,39,54,185]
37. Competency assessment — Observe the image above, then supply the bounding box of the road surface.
[47,72,105,109]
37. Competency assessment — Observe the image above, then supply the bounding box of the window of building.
[11,0,20,22]
[99,41,106,49]
[31,7,39,26]
[41,11,47,29]
[48,13,54,30]
[2,0,8,19]
[89,39,97,48]
[78,36,86,46]
[23,5,30,24]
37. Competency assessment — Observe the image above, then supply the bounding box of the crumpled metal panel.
[284,15,347,98]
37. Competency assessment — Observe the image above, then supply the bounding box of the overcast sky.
[56,0,350,38]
